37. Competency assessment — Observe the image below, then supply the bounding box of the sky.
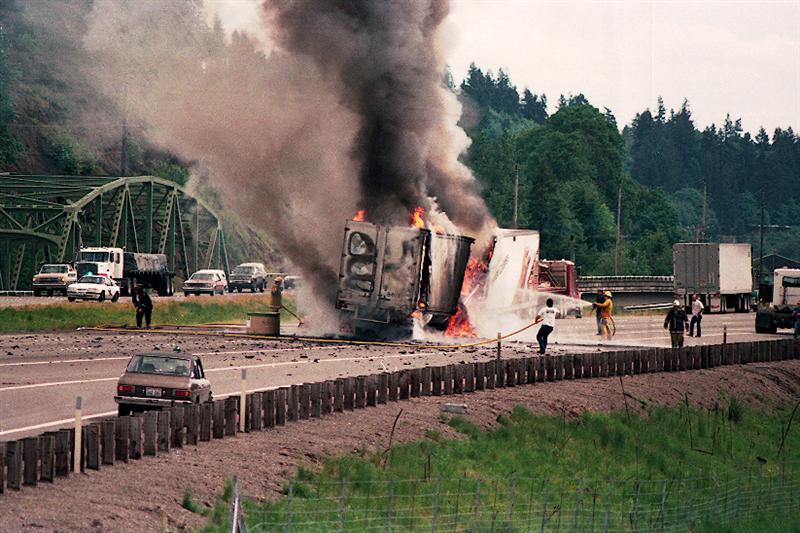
[207,0,800,134]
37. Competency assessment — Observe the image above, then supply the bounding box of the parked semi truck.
[673,243,752,312]
[755,268,800,333]
[75,247,175,296]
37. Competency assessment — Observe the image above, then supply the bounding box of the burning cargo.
[336,220,474,338]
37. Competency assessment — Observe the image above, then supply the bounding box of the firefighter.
[664,300,689,347]
[596,290,614,339]
[132,285,153,329]
[592,290,606,335]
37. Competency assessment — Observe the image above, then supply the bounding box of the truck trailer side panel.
[718,244,753,294]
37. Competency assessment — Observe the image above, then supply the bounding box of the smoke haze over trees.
[0,3,797,278]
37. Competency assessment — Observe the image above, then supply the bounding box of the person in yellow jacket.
[596,290,614,339]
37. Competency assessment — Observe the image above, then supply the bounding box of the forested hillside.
[461,64,799,275]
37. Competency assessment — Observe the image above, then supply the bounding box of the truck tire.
[111,292,119,302]
[98,291,105,302]
[68,296,76,302]
[33,289,40,297]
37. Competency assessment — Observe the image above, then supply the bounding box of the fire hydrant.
[270,276,283,313]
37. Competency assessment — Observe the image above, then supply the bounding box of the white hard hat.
[673,300,680,306]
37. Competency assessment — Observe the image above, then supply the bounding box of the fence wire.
[236,462,800,532]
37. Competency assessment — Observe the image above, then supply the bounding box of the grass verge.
[203,400,800,532]
[0,294,297,333]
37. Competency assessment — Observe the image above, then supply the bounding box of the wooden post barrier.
[366,377,377,407]
[243,394,253,432]
[678,347,687,371]
[410,369,421,398]
[240,370,248,433]
[311,383,322,416]
[454,365,465,393]
[23,437,39,486]
[288,385,300,420]
[98,420,115,465]
[356,377,367,408]
[399,371,410,400]
[201,402,213,441]
[276,388,287,425]
[264,390,276,427]
[465,363,475,392]
[250,392,263,430]
[421,367,432,396]
[524,357,535,383]
[6,440,22,490]
[573,354,583,379]
[596,353,604,378]
[555,356,565,381]
[169,406,184,448]
[157,410,171,452]
[344,377,356,409]
[495,359,505,389]
[86,423,101,469]
[536,356,545,383]
[212,401,226,438]
[476,362,486,390]
[300,384,311,419]
[40,435,55,482]
[184,404,199,445]
[443,366,454,395]
[565,355,574,380]
[129,416,143,460]
[0,442,4,493]
[113,418,129,462]
[429,366,440,396]
[378,374,389,403]
[389,372,399,401]
[224,397,238,436]
[334,379,345,411]
[504,360,515,387]
[143,411,158,456]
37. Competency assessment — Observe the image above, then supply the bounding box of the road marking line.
[0,411,117,436]
[0,356,130,368]
[0,377,118,392]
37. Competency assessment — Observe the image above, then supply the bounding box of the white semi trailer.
[673,243,753,313]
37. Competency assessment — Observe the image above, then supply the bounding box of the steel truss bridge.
[0,175,229,291]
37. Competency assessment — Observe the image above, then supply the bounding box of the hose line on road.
[82,317,545,351]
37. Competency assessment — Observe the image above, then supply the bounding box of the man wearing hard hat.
[596,290,614,339]
[664,300,690,348]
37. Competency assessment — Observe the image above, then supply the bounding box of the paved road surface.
[0,312,786,439]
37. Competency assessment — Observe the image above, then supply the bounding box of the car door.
[192,358,211,401]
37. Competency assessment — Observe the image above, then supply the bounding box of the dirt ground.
[1,360,799,532]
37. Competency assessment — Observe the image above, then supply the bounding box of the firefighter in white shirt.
[536,298,558,354]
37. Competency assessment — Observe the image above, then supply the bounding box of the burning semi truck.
[335,220,473,338]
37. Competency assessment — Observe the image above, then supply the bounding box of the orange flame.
[445,303,477,337]
[353,209,366,222]
[444,252,491,338]
[410,206,425,229]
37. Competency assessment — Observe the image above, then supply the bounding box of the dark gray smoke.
[263,0,491,230]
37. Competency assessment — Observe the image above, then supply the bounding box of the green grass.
[203,400,800,532]
[0,293,298,333]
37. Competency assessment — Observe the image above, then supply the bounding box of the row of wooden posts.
[1,338,798,495]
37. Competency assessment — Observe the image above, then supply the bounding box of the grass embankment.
[201,401,800,532]
[0,294,297,333]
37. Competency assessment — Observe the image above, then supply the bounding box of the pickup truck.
[32,264,77,296]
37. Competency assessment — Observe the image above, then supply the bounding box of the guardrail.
[1,338,798,495]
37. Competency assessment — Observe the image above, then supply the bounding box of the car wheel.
[118,404,132,417]
[259,282,265,293]
[68,296,76,302]
[209,289,214,297]
[98,291,105,302]
[111,292,119,302]
[237,287,242,293]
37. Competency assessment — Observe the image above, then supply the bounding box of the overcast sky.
[208,0,800,135]
[446,0,800,134]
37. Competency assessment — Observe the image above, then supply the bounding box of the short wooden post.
[504,360,515,387]
[443,366,454,395]
[615,351,624,376]
[300,384,311,419]
[310,384,322,417]
[201,402,213,441]
[73,396,82,474]
[410,369,421,397]
[240,369,248,433]
[454,365,465,393]
[495,358,506,388]
[537,356,545,383]
[516,358,526,385]
[344,377,356,409]
[143,411,158,456]
[129,416,143,459]
[167,406,183,448]
[0,442,5,492]
[113,418,129,462]
[366,377,377,407]
[86,423,101,469]
[554,356,564,381]
[486,359,497,388]
[389,372,399,401]
[565,355,574,379]
[212,400,226,438]
[322,381,334,413]
[355,377,367,408]
[633,350,642,374]
[496,332,502,359]
[184,404,199,445]
[545,356,554,382]
[421,367,432,396]
[157,410,171,452]
[333,378,344,413]
[40,435,56,481]
[276,388,287,425]
[596,353,605,378]
[572,354,583,379]
[23,436,39,485]
[476,361,486,390]
[264,390,276,427]
[225,396,238,436]
[378,374,389,403]
[6,440,22,490]
[288,385,300,421]
[432,366,442,395]
[465,363,475,392]
[398,371,410,400]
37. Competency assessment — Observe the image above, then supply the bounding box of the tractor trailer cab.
[755,268,800,334]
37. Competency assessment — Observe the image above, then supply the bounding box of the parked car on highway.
[66,274,121,302]
[228,262,267,293]
[32,263,77,296]
[182,269,228,296]
[115,352,212,416]
[281,275,302,292]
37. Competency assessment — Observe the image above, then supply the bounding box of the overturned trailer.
[335,220,473,338]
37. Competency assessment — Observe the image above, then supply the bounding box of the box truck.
[673,243,752,313]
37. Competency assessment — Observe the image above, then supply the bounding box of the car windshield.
[80,251,110,262]
[78,276,104,284]
[126,355,191,376]
[233,266,255,275]
[191,273,214,280]
[41,265,68,274]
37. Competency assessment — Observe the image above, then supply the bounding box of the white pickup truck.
[31,264,77,296]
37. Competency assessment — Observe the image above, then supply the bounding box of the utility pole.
[757,188,765,298]
[513,165,519,229]
[614,183,622,275]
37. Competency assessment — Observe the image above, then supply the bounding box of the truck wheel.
[251,284,257,293]
[98,291,105,302]
[259,282,265,293]
[111,292,119,302]
[118,404,132,417]
[33,289,40,297]
[67,296,76,302]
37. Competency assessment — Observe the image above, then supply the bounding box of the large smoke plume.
[24,0,494,324]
